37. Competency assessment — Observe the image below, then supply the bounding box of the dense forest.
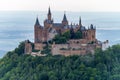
[0,42,120,80]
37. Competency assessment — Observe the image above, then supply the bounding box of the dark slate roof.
[62,13,67,22]
[81,26,86,31]
[35,17,40,26]
[64,25,70,29]
[90,24,94,29]
[48,27,57,33]
[44,19,53,24]
[53,23,62,27]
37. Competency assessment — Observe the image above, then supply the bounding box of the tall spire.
[35,17,40,26]
[79,17,82,27]
[48,6,51,15]
[47,6,52,20]
[62,11,67,21]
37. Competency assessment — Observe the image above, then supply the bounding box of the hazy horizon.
[0,0,120,12]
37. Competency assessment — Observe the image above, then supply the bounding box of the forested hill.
[0,42,120,80]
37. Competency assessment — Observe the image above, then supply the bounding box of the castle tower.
[87,24,96,42]
[44,7,53,29]
[24,40,32,54]
[62,12,68,26]
[34,17,42,43]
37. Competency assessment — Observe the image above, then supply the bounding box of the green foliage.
[53,33,68,44]
[53,30,71,44]
[74,31,82,39]
[70,28,82,39]
[1,43,120,80]
[41,44,51,55]
[62,30,71,40]
[39,72,49,80]
[14,41,25,55]
[32,49,40,52]
[53,30,82,44]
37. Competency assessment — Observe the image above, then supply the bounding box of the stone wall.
[25,41,32,54]
[52,44,68,55]
[69,39,88,44]
[52,42,88,56]
[34,43,46,50]
[52,43,87,56]
[59,50,86,56]
[51,39,102,56]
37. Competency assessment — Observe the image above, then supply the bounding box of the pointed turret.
[62,12,67,22]
[34,17,41,43]
[62,11,68,26]
[35,17,40,26]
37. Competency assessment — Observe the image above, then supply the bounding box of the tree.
[70,27,75,39]
[2,42,120,80]
[41,44,51,54]
[74,31,82,39]
[14,41,25,55]
[39,72,49,80]
[62,30,71,40]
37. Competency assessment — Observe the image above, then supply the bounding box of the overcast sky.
[0,0,120,12]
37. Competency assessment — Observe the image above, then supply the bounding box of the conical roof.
[62,12,67,22]
[35,17,40,26]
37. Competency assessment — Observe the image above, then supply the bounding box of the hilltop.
[0,41,120,80]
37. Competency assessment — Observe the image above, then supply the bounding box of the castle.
[25,7,109,56]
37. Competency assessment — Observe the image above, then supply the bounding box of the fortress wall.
[52,44,87,56]
[59,50,86,56]
[52,44,69,55]
[34,43,46,50]
[52,42,102,56]
[69,39,88,44]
